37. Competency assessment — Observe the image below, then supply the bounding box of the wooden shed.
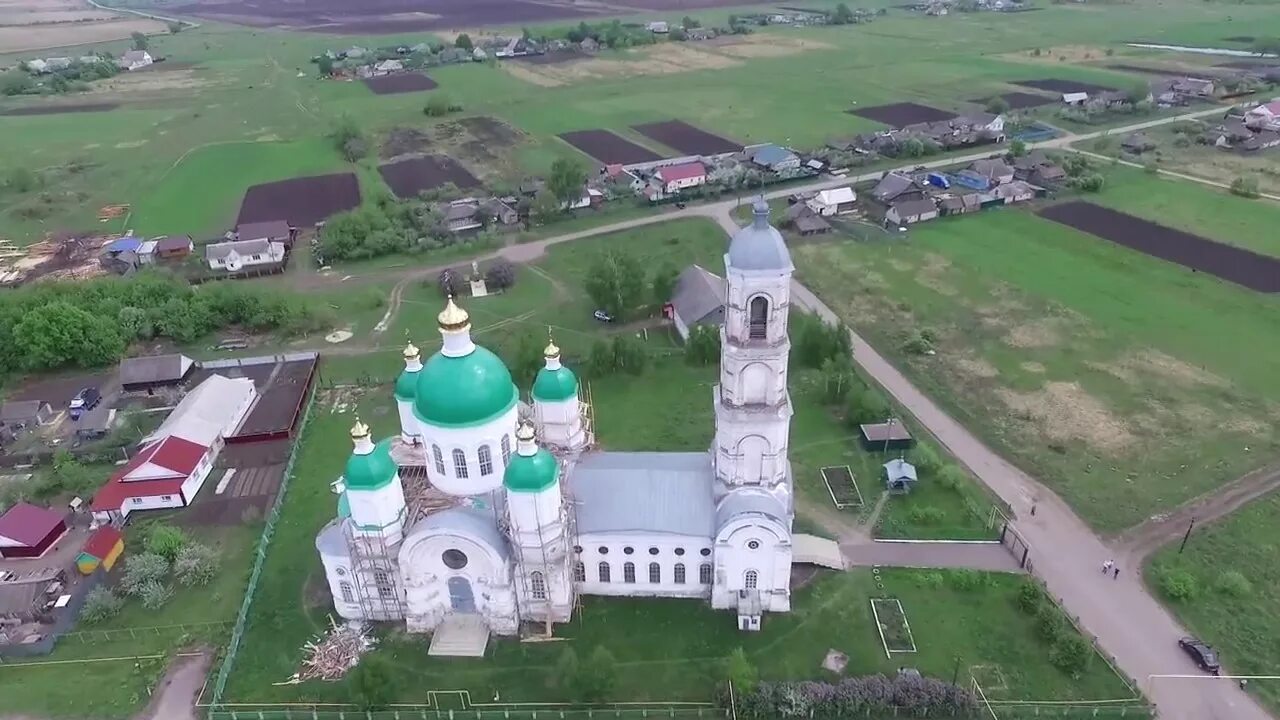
[859,420,915,452]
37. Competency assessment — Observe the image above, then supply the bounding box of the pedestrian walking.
[1241,679,1249,690]
[1102,559,1114,574]
[1113,566,1120,580]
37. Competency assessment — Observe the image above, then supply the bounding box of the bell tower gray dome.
[728,199,793,272]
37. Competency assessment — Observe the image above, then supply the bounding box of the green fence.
[208,383,319,708]
[208,709,728,720]
[988,704,1154,718]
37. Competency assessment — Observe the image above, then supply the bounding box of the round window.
[599,546,609,555]
[648,547,659,555]
[442,549,468,570]
[623,546,635,555]
[700,548,712,557]
[335,567,346,576]
[573,545,583,554]
[674,548,685,556]
[747,540,761,550]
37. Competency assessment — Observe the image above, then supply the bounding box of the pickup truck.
[69,386,101,421]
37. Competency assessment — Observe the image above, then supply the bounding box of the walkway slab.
[846,540,1022,572]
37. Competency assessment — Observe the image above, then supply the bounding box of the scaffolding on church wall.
[342,522,404,622]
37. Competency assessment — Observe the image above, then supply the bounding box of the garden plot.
[558,129,664,165]
[377,155,481,198]
[363,73,438,95]
[871,597,918,657]
[821,465,864,509]
[0,102,118,116]
[1013,78,1117,94]
[970,92,1056,110]
[850,102,956,128]
[236,173,360,227]
[632,119,740,155]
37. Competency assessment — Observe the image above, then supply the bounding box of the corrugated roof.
[412,507,509,559]
[81,525,122,560]
[119,353,193,386]
[572,452,715,536]
[145,375,255,448]
[715,491,787,531]
[0,400,48,422]
[0,503,64,547]
[236,221,290,242]
[670,264,724,327]
[657,162,706,183]
[206,239,271,261]
[815,187,855,206]
[729,201,792,272]
[154,235,193,252]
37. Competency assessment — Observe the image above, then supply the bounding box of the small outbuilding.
[119,353,195,393]
[76,525,124,575]
[669,264,725,341]
[0,400,54,436]
[883,458,918,494]
[859,420,915,452]
[0,503,68,559]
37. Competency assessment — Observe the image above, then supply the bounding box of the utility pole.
[1178,516,1197,554]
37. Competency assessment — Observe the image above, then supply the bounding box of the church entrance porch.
[428,613,490,657]
[448,576,477,613]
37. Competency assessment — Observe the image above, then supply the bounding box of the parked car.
[674,201,687,209]
[69,387,101,420]
[1178,637,1221,675]
[593,309,614,323]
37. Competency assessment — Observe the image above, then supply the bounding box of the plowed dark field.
[378,155,480,198]
[632,120,740,155]
[559,129,664,165]
[970,92,1056,109]
[236,173,360,226]
[0,103,118,116]
[364,73,438,94]
[1038,202,1280,293]
[1014,78,1117,94]
[850,102,955,128]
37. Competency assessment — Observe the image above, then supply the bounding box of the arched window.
[339,581,354,603]
[648,562,661,583]
[478,445,494,476]
[432,445,446,475]
[501,435,511,464]
[530,571,547,600]
[744,570,759,590]
[374,570,395,598]
[699,563,713,585]
[674,563,686,584]
[749,296,769,339]
[598,562,611,583]
[452,448,469,478]
[623,562,636,584]
[573,561,586,583]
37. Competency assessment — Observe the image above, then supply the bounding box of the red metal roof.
[91,476,186,512]
[120,436,208,480]
[82,525,123,559]
[657,162,706,183]
[0,503,64,547]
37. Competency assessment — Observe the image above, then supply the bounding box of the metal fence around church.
[207,708,728,720]
[208,383,319,709]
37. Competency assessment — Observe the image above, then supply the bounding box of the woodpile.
[289,617,374,682]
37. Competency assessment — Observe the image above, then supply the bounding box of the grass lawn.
[1147,493,1280,713]
[791,186,1280,532]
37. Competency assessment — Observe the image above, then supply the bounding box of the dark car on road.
[69,386,101,421]
[1179,637,1221,675]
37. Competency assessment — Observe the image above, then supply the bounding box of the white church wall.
[396,398,422,444]
[346,480,407,545]
[398,525,519,635]
[419,405,518,496]
[318,550,365,620]
[575,532,715,599]
[712,517,792,613]
[508,486,566,548]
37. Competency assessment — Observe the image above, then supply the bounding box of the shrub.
[1229,176,1261,199]
[945,569,984,592]
[1016,580,1044,614]
[902,331,934,355]
[724,647,759,695]
[145,524,188,562]
[1050,634,1092,676]
[81,586,124,624]
[484,260,516,291]
[736,675,978,719]
[909,505,946,525]
[1215,570,1252,598]
[1036,603,1065,642]
[936,464,967,491]
[120,552,170,596]
[1157,567,1199,601]
[914,571,944,589]
[138,580,174,610]
[174,543,221,586]
[845,387,890,428]
[907,445,940,474]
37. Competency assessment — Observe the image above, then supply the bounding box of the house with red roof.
[0,503,67,559]
[91,375,257,522]
[654,162,707,194]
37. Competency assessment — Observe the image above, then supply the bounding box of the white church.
[316,202,839,653]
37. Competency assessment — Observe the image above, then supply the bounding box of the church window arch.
[530,571,547,600]
[573,562,586,582]
[749,296,769,339]
[501,435,511,464]
[478,445,494,476]
[339,581,354,603]
[432,445,446,475]
[744,570,759,590]
[674,563,686,584]
[374,570,395,598]
[623,562,636,583]
[452,448,469,479]
[699,563,713,585]
[598,562,611,583]
[648,562,661,583]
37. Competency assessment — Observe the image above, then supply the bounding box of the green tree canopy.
[131,31,148,51]
[454,33,474,50]
[584,250,646,320]
[547,157,588,206]
[13,301,126,370]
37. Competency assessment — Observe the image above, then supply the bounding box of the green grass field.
[792,176,1280,533]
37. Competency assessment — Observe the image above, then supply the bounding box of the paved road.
[787,282,1271,720]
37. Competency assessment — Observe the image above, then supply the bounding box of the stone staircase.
[428,615,490,657]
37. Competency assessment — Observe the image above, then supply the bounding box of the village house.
[745,144,802,174]
[0,400,54,439]
[1062,91,1089,106]
[937,192,982,216]
[0,503,66,559]
[373,59,404,75]
[969,159,1014,185]
[23,58,48,73]
[806,187,857,216]
[1241,130,1280,152]
[481,198,520,225]
[444,200,484,233]
[792,212,833,236]
[647,21,670,33]
[579,37,600,53]
[886,197,939,226]
[118,50,153,71]
[205,238,286,272]
[871,172,924,204]
[992,180,1039,204]
[654,162,707,194]
[119,353,195,394]
[1121,132,1157,154]
[668,264,725,341]
[236,220,294,248]
[153,235,194,260]
[1171,77,1215,97]
[1244,100,1280,132]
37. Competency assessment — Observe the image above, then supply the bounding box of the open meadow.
[790,169,1280,533]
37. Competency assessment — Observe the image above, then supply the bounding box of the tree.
[511,331,546,387]
[6,167,39,193]
[586,339,616,376]
[167,21,183,34]
[611,334,647,375]
[1009,138,1027,157]
[584,250,646,320]
[819,356,855,404]
[174,543,220,586]
[685,324,720,365]
[139,580,174,610]
[900,137,925,158]
[573,646,618,701]
[649,263,679,307]
[1050,635,1092,676]
[131,32,148,51]
[1125,83,1150,105]
[1230,176,1260,199]
[723,648,758,694]
[529,190,561,225]
[120,552,170,596]
[146,524,188,561]
[317,55,334,76]
[117,306,153,339]
[845,386,889,427]
[485,260,516,291]
[681,15,701,28]
[832,2,855,24]
[454,33,474,51]
[555,647,580,692]
[330,117,367,162]
[81,586,124,624]
[424,94,453,117]
[547,157,588,207]
[986,96,1010,115]
[350,656,397,709]
[438,267,464,297]
[12,301,126,370]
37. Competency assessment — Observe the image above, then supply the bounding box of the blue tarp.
[105,236,141,253]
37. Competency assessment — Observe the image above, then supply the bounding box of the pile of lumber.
[291,618,374,682]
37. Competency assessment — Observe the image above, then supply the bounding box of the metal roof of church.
[572,452,715,537]
[728,201,792,272]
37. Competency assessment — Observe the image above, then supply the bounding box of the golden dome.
[349,419,370,440]
[515,422,536,442]
[437,296,470,330]
[543,340,560,358]
[403,341,420,359]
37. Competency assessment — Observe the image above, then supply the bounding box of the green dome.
[414,347,518,427]
[394,368,419,401]
[504,447,559,493]
[344,439,398,490]
[533,365,578,402]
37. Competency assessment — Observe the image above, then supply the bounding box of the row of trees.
[0,272,332,378]
[734,675,978,718]
[317,194,489,262]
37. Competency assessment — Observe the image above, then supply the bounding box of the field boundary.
[869,597,917,657]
